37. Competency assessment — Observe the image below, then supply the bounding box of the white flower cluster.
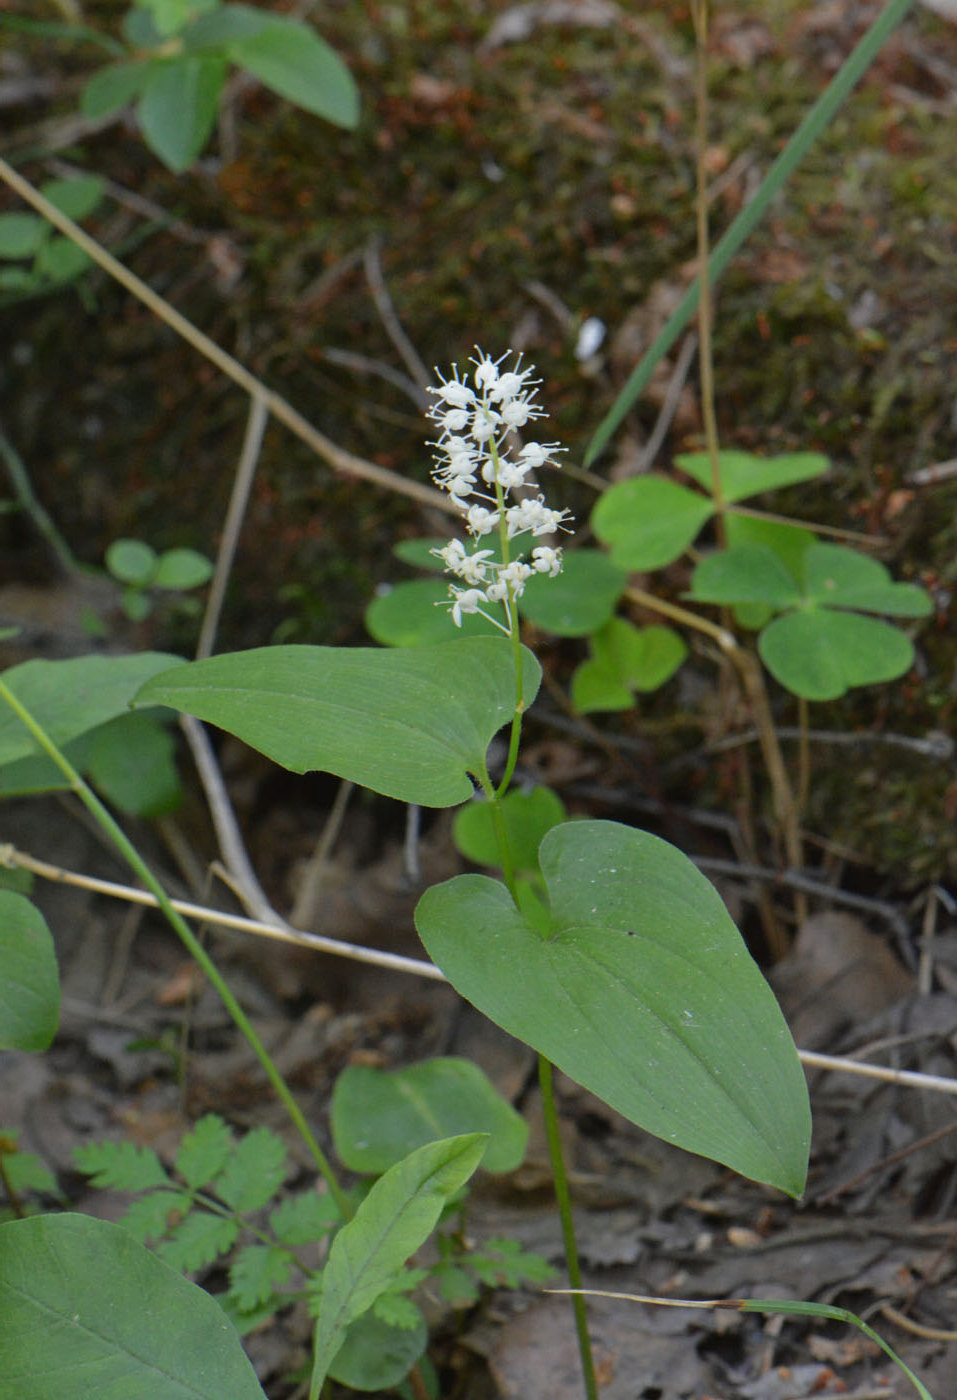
[426,350,572,630]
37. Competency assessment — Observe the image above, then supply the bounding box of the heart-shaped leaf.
[686,544,802,610]
[416,820,810,1195]
[365,579,500,646]
[758,610,915,701]
[802,543,931,617]
[453,786,565,873]
[592,478,714,570]
[676,449,828,503]
[136,639,540,807]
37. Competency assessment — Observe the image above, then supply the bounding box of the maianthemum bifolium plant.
[0,351,816,1400]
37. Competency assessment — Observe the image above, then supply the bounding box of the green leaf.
[453,785,565,875]
[34,237,92,282]
[0,214,47,260]
[138,55,226,172]
[802,542,932,617]
[84,710,182,818]
[158,1211,240,1272]
[73,1140,169,1192]
[327,1306,427,1392]
[0,893,58,1052]
[687,544,802,610]
[518,550,626,637]
[137,0,220,39]
[332,1058,528,1175]
[570,656,631,713]
[758,610,916,701]
[135,639,542,808]
[310,1135,487,1389]
[0,652,181,768]
[590,618,687,697]
[227,18,359,129]
[106,538,158,585]
[153,547,214,590]
[120,1190,192,1244]
[416,820,810,1196]
[393,537,448,571]
[676,449,829,503]
[184,3,271,49]
[0,1134,58,1198]
[214,1126,286,1213]
[269,1189,340,1245]
[81,61,155,119]
[0,1214,267,1399]
[724,511,815,578]
[468,1237,555,1288]
[175,1114,233,1190]
[365,578,500,647]
[229,1244,293,1311]
[592,477,714,570]
[39,176,105,222]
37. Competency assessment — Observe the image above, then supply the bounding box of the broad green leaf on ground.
[365,579,500,646]
[34,237,91,282]
[759,610,916,700]
[591,477,714,570]
[81,60,155,118]
[724,515,814,628]
[0,1214,267,1400]
[136,639,541,807]
[0,214,47,259]
[393,537,448,571]
[453,786,565,874]
[310,1135,487,1389]
[227,17,359,128]
[106,538,157,585]
[518,549,627,637]
[0,652,180,767]
[416,820,810,1196]
[332,1058,527,1174]
[802,543,931,617]
[328,1306,428,1392]
[572,618,687,713]
[83,711,183,818]
[676,449,828,503]
[0,893,58,1052]
[138,55,227,171]
[686,544,802,610]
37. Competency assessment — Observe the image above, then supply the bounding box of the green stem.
[0,679,352,1223]
[539,1055,598,1400]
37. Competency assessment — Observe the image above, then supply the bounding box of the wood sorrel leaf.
[592,477,714,570]
[136,639,540,807]
[0,1214,267,1399]
[311,1135,487,1389]
[758,609,916,701]
[676,449,828,503]
[801,543,932,617]
[416,820,810,1196]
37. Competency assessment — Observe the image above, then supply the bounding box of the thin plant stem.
[539,1056,599,1400]
[690,0,725,531]
[0,416,83,575]
[0,679,353,1222]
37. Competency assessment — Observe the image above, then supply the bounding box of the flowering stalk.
[427,349,572,800]
[425,354,597,1400]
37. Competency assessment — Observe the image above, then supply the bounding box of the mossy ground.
[1,0,955,881]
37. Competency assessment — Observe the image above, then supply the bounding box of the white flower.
[432,378,474,409]
[449,586,488,627]
[474,352,506,390]
[469,410,499,443]
[518,441,561,469]
[505,496,570,538]
[532,545,563,576]
[467,504,500,536]
[501,560,533,598]
[438,406,471,434]
[501,397,538,429]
